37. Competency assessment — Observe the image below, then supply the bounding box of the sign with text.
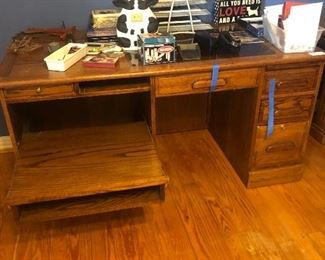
[214,0,262,24]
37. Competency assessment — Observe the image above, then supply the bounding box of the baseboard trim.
[0,136,13,153]
[248,164,304,188]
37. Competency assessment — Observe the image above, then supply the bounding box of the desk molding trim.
[0,136,13,153]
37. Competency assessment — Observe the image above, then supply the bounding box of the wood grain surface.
[0,41,324,90]
[19,186,163,223]
[4,84,76,103]
[248,164,304,188]
[0,153,17,260]
[209,88,259,186]
[258,95,314,125]
[6,122,168,205]
[156,94,209,134]
[311,64,325,144]
[155,68,258,97]
[263,66,319,97]
[1,132,324,259]
[253,122,308,169]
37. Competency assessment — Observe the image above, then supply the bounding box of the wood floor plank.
[0,153,17,260]
[308,232,325,258]
[155,131,283,259]
[247,137,325,259]
[0,133,324,259]
[12,190,196,259]
[303,137,325,195]
[14,223,52,260]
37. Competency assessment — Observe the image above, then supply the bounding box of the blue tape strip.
[210,64,220,92]
[267,79,276,137]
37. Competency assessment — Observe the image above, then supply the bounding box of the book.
[86,28,117,43]
[82,54,119,68]
[282,1,305,20]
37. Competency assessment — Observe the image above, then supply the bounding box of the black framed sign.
[214,0,262,24]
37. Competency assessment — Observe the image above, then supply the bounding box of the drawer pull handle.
[36,87,42,94]
[276,79,308,88]
[192,79,226,90]
[265,141,296,153]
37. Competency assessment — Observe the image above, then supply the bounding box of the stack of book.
[87,9,118,43]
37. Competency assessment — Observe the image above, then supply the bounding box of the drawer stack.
[248,66,319,187]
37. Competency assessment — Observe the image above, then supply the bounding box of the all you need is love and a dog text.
[216,0,261,24]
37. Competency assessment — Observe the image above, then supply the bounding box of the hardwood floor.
[0,131,324,259]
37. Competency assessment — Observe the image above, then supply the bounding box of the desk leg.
[0,90,17,153]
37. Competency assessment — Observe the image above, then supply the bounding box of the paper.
[284,2,322,51]
[263,1,323,52]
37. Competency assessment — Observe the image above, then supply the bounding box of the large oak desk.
[0,40,324,222]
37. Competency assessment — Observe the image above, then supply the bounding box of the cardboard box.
[138,33,176,65]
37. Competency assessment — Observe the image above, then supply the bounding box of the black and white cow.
[113,0,159,50]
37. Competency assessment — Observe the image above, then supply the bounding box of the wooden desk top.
[1,39,325,89]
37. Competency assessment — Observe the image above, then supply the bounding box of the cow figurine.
[113,0,159,50]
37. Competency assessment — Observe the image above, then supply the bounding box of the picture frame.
[214,0,262,24]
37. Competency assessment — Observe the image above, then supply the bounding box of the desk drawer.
[263,67,318,96]
[4,84,76,102]
[258,95,314,124]
[253,122,307,169]
[155,68,258,97]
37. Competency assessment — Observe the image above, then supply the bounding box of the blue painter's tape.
[210,64,220,92]
[267,79,276,137]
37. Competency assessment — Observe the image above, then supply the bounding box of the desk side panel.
[0,90,19,152]
[156,94,209,134]
[208,87,259,185]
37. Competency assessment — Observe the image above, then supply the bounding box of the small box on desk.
[44,43,87,71]
[138,33,176,65]
[263,1,324,53]
[263,16,324,53]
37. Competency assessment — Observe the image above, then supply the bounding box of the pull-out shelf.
[6,122,168,222]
